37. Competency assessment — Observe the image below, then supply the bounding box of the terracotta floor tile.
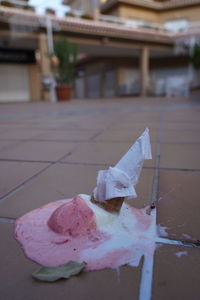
[160,143,200,170]
[61,114,121,130]
[0,140,19,151]
[0,222,141,300]
[94,128,158,143]
[127,168,154,209]
[0,121,35,129]
[62,141,156,168]
[0,140,78,162]
[163,121,200,130]
[112,121,160,131]
[0,128,47,140]
[63,141,133,165]
[15,121,68,130]
[157,170,200,241]
[119,111,161,123]
[152,244,200,300]
[163,109,200,122]
[161,129,200,144]
[0,163,101,218]
[1,97,200,299]
[0,161,49,198]
[36,129,101,142]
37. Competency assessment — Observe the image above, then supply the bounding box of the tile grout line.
[0,158,54,164]
[139,112,165,300]
[139,113,200,300]
[0,163,55,204]
[0,217,15,223]
[88,114,127,142]
[1,158,200,173]
[0,149,77,205]
[138,234,200,300]
[151,111,165,207]
[156,237,200,248]
[1,102,200,121]
[139,253,155,300]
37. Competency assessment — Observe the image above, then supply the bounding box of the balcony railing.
[70,9,200,34]
[70,9,165,31]
[1,4,200,36]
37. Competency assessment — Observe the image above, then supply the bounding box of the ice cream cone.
[92,128,152,213]
[91,194,125,213]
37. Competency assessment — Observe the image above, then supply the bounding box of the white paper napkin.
[93,128,152,202]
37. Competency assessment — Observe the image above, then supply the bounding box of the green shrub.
[53,37,78,85]
[191,44,200,69]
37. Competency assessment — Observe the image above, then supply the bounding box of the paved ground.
[0,95,200,300]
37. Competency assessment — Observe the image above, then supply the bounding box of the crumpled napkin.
[93,128,152,202]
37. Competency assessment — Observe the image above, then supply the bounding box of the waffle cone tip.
[91,194,125,213]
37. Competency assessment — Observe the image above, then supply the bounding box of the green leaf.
[32,261,86,282]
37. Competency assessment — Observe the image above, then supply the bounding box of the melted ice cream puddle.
[15,194,156,271]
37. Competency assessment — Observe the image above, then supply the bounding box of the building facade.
[65,0,200,99]
[0,0,200,102]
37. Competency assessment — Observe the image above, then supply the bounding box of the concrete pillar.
[93,7,100,20]
[38,34,52,101]
[28,65,41,101]
[100,64,105,98]
[140,47,149,97]
[84,72,88,98]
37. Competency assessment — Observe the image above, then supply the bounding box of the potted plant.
[53,37,78,101]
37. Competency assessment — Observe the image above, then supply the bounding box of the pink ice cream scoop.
[48,196,97,237]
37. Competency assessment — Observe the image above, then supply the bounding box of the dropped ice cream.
[15,129,157,271]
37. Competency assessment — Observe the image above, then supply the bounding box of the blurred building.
[0,0,200,102]
[64,0,200,99]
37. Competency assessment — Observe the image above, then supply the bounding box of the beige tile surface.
[112,121,160,131]
[127,168,154,209]
[0,161,49,198]
[0,222,141,300]
[116,111,161,123]
[0,140,19,152]
[0,140,79,162]
[60,113,120,130]
[161,129,200,144]
[160,143,200,170]
[153,244,200,300]
[94,128,158,143]
[63,141,156,168]
[36,129,101,142]
[0,163,101,218]
[63,141,133,165]
[0,128,47,140]
[1,97,200,299]
[163,121,200,130]
[157,170,200,241]
[163,109,200,122]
